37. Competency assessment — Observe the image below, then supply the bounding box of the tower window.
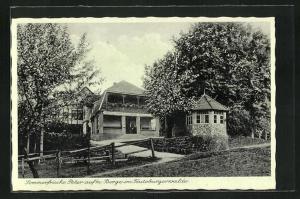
[196,113,201,123]
[220,115,224,124]
[205,115,209,123]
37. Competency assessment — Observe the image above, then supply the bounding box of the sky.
[66,21,270,93]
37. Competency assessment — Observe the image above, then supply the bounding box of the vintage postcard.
[11,17,276,191]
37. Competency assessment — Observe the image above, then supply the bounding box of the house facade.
[83,81,160,141]
[80,81,228,141]
[49,87,97,135]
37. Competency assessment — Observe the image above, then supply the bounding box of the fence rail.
[19,138,155,178]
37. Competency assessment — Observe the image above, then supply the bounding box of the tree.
[144,22,270,136]
[17,23,102,177]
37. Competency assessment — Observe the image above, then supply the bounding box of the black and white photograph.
[11,17,276,191]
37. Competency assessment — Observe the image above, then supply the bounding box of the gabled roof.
[90,81,145,117]
[79,87,94,95]
[191,94,229,111]
[106,80,145,96]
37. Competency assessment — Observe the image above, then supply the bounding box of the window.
[140,117,156,130]
[220,115,224,124]
[63,109,69,119]
[205,115,209,123]
[103,115,122,128]
[78,110,83,120]
[214,111,223,115]
[214,115,217,123]
[71,110,77,119]
[198,111,209,123]
[196,113,201,123]
[186,115,192,125]
[71,109,83,120]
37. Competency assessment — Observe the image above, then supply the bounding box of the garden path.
[91,139,184,160]
[230,142,271,150]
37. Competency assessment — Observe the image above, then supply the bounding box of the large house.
[83,81,160,140]
[80,80,228,141]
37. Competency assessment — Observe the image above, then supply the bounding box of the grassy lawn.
[101,146,271,177]
[19,136,271,178]
[228,136,270,148]
[19,156,159,178]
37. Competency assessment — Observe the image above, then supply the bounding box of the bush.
[43,121,86,151]
[44,132,85,151]
[133,134,229,155]
[45,121,82,135]
[202,134,229,151]
[227,108,253,137]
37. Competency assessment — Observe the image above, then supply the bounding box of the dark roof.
[106,80,145,96]
[91,81,145,117]
[191,94,229,111]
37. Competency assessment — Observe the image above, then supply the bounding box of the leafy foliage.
[144,22,271,135]
[17,23,102,148]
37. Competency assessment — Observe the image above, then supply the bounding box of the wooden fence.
[19,138,155,178]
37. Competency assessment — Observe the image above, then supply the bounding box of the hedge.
[134,135,229,155]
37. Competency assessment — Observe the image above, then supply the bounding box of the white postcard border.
[11,17,276,191]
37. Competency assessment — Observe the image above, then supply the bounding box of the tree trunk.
[27,134,30,153]
[22,147,39,178]
[40,130,44,157]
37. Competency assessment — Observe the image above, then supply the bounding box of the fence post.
[87,142,91,175]
[56,150,61,177]
[105,150,110,162]
[111,142,115,166]
[150,138,155,158]
[40,130,44,157]
[21,158,25,178]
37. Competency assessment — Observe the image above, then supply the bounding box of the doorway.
[126,116,137,134]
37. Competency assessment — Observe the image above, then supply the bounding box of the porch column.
[137,96,140,106]
[98,112,103,134]
[136,116,140,134]
[121,115,126,134]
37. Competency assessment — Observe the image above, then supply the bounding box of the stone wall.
[191,123,227,137]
